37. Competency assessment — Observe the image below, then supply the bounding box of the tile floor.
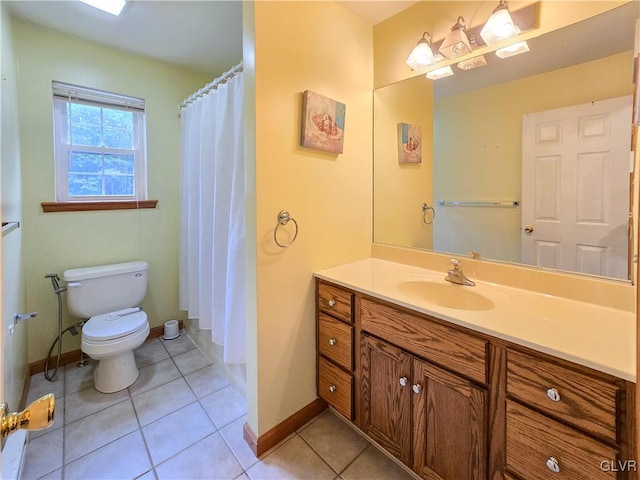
[22,332,416,480]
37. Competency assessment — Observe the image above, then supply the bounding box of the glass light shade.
[79,0,127,16]
[426,66,454,80]
[496,40,530,58]
[406,34,435,71]
[457,55,488,71]
[481,6,518,45]
[439,18,472,60]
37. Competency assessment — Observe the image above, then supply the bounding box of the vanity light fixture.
[406,32,436,71]
[457,55,487,71]
[426,65,454,80]
[79,0,127,16]
[495,40,530,58]
[439,17,473,60]
[480,0,519,46]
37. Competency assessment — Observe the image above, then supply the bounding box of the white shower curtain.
[178,69,245,364]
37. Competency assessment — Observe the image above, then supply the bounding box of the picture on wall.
[300,90,345,154]
[398,123,422,163]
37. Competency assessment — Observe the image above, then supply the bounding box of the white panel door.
[521,96,632,279]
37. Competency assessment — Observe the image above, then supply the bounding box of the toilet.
[63,261,150,393]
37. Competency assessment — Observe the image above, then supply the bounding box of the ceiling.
[4,0,415,77]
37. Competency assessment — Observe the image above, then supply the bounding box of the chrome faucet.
[445,259,475,286]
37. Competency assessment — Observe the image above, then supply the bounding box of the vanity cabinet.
[316,280,354,419]
[314,279,636,480]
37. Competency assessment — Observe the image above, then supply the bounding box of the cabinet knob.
[327,299,336,307]
[329,385,336,393]
[545,456,560,473]
[412,384,422,394]
[328,338,337,346]
[399,376,408,387]
[546,388,561,402]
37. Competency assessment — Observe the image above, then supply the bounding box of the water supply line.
[43,274,87,381]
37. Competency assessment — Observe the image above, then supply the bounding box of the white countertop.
[315,258,636,382]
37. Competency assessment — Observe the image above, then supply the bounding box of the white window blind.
[52,81,145,111]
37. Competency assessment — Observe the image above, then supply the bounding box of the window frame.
[52,82,148,203]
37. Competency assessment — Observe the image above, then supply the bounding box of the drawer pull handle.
[546,388,561,402]
[327,300,336,307]
[328,338,337,346]
[399,376,408,387]
[412,384,422,394]
[546,456,560,473]
[329,385,337,393]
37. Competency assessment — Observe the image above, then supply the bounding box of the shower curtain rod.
[179,61,243,109]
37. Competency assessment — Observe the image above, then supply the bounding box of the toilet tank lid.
[63,261,149,282]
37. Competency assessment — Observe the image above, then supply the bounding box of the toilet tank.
[63,261,149,318]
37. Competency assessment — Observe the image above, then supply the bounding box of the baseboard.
[27,320,184,376]
[243,398,327,457]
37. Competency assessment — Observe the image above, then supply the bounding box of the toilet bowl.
[63,261,150,393]
[81,308,150,393]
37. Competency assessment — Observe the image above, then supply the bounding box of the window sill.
[41,200,158,213]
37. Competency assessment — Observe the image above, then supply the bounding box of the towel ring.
[274,210,298,248]
[422,203,435,225]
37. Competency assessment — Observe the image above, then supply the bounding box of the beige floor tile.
[340,445,416,480]
[27,372,64,404]
[135,470,157,480]
[135,338,170,369]
[64,399,139,464]
[23,427,63,480]
[64,361,96,394]
[246,435,336,480]
[155,432,243,480]
[132,377,196,426]
[233,474,250,480]
[185,364,229,398]
[161,332,196,356]
[64,385,130,424]
[220,415,259,470]
[200,385,246,429]
[129,357,182,397]
[298,410,368,474]
[172,347,212,376]
[142,402,216,466]
[64,430,152,480]
[37,468,63,480]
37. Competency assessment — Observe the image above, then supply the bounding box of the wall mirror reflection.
[374,2,638,282]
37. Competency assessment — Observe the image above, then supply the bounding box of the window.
[52,81,147,202]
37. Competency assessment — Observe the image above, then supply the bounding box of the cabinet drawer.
[360,299,487,384]
[318,357,353,419]
[506,400,617,480]
[318,313,353,371]
[318,282,352,323]
[507,349,617,443]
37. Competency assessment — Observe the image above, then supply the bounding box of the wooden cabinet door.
[413,359,487,480]
[360,335,412,466]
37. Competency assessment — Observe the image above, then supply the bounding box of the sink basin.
[397,281,494,311]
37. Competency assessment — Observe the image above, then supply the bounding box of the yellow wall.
[12,19,211,362]
[433,51,634,262]
[1,5,28,411]
[374,75,434,249]
[248,1,373,435]
[373,1,628,88]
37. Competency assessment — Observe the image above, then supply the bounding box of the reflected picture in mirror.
[373,3,638,281]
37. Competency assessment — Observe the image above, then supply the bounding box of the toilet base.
[93,351,139,393]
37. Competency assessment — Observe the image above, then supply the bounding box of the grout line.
[296,431,341,477]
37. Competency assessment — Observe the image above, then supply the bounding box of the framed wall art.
[300,90,345,154]
[397,122,422,164]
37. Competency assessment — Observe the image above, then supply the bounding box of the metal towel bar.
[438,200,519,207]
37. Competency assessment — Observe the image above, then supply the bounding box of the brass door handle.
[524,225,534,233]
[1,394,55,439]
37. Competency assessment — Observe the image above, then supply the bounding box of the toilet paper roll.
[163,320,179,340]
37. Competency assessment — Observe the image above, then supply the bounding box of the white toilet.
[63,261,150,393]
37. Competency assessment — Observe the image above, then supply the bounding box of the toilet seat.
[83,310,148,342]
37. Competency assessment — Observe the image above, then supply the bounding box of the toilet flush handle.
[66,282,82,288]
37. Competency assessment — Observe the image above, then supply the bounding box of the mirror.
[374,3,638,281]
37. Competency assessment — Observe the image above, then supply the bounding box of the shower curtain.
[178,68,245,364]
